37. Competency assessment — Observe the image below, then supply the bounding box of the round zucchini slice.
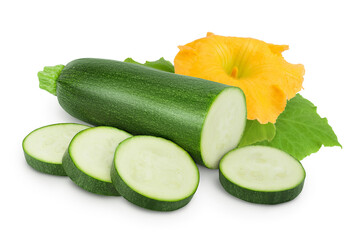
[62,126,132,195]
[219,146,305,204]
[23,123,89,176]
[111,135,199,211]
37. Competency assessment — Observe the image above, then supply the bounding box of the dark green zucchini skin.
[219,171,305,204]
[56,58,234,165]
[62,148,120,196]
[110,161,195,211]
[24,152,67,176]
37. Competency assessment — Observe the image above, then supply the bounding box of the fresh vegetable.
[111,135,199,211]
[38,58,247,169]
[126,57,341,160]
[23,123,89,176]
[219,146,305,204]
[62,126,132,195]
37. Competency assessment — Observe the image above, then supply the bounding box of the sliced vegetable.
[219,146,305,204]
[62,126,132,195]
[23,123,89,176]
[111,135,199,211]
[38,58,247,169]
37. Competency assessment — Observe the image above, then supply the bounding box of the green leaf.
[238,120,276,147]
[257,94,342,160]
[124,57,175,73]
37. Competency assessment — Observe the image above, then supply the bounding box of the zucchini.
[111,135,199,211]
[62,126,132,195]
[38,58,247,169]
[23,123,89,176]
[219,146,305,204]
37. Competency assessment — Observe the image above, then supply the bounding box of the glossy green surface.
[56,58,238,166]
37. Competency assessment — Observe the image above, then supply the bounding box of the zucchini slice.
[62,126,132,195]
[219,146,305,204]
[23,123,89,176]
[111,136,199,211]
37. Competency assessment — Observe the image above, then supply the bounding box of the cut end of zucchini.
[63,126,132,195]
[112,136,199,211]
[22,123,89,176]
[201,87,247,169]
[219,146,305,204]
[38,64,65,96]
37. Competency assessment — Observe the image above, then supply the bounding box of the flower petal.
[174,33,305,123]
[237,78,287,123]
[268,44,289,55]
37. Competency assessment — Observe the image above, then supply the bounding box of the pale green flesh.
[201,88,246,169]
[70,127,132,182]
[115,136,199,201]
[23,123,89,164]
[220,146,305,191]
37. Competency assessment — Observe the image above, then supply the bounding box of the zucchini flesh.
[201,88,246,168]
[111,135,199,211]
[219,146,305,204]
[38,58,247,169]
[62,126,132,195]
[23,123,89,176]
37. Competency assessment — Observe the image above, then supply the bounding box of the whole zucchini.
[38,58,246,169]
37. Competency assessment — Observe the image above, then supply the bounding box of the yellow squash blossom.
[174,32,305,124]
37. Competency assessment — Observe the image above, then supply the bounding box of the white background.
[1,0,358,239]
